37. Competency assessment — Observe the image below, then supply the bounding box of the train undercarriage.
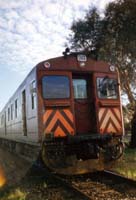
[41,134,124,174]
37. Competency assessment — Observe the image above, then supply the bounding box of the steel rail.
[29,162,92,200]
[103,170,136,187]
[53,174,92,200]
[27,161,136,199]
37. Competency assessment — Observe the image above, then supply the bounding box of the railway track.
[26,162,91,200]
[58,171,136,200]
[26,161,136,200]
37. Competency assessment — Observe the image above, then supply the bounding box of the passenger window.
[73,79,87,99]
[1,115,4,125]
[15,99,18,118]
[8,108,10,121]
[11,104,14,120]
[30,80,36,109]
[42,76,70,99]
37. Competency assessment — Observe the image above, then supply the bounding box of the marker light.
[44,62,50,69]
[110,65,115,72]
[77,54,87,62]
[77,54,87,68]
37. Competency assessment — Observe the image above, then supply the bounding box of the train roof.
[0,53,116,113]
[0,67,36,114]
[36,53,114,74]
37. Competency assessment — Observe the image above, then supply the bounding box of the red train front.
[36,52,124,174]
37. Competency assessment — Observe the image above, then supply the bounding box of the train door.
[72,74,96,135]
[22,90,27,136]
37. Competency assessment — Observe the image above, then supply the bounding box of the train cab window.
[97,77,118,99]
[42,76,70,99]
[73,79,87,99]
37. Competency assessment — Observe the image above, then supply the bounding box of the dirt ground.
[0,148,32,187]
[0,147,83,200]
[0,147,136,200]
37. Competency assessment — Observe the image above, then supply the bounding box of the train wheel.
[111,143,124,160]
[41,143,67,171]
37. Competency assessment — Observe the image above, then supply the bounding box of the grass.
[112,147,136,180]
[0,188,27,200]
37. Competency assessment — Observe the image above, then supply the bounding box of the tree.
[99,0,136,147]
[102,0,136,105]
[68,0,136,147]
[70,8,102,54]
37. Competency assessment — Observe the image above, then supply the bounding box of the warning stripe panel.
[43,110,53,124]
[111,108,122,124]
[103,118,119,133]
[43,109,74,137]
[54,126,66,137]
[99,107,122,134]
[63,109,73,122]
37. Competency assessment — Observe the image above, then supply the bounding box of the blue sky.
[0,0,114,110]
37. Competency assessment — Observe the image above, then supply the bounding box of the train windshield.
[42,75,70,99]
[97,77,118,99]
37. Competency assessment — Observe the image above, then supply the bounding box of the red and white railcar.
[0,52,124,174]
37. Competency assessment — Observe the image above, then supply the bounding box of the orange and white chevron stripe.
[99,108,122,134]
[43,109,74,137]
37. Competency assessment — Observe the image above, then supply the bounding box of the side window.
[8,108,10,121]
[15,99,18,118]
[11,104,14,120]
[1,115,4,126]
[30,80,36,110]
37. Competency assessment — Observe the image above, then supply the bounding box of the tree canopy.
[68,0,136,147]
[69,0,136,106]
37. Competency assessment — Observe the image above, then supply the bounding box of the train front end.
[37,53,124,174]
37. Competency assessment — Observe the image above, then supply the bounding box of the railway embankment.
[0,146,136,200]
[0,147,31,187]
